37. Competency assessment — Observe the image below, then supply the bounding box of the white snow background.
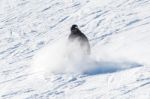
[0,0,150,99]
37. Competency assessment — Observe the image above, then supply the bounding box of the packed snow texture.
[0,0,150,99]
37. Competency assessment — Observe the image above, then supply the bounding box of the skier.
[68,24,91,55]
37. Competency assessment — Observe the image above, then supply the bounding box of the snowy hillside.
[0,0,150,99]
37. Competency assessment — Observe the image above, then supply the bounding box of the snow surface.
[0,0,150,99]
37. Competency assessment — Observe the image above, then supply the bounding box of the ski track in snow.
[0,0,150,99]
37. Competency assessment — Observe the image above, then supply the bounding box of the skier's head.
[71,24,78,33]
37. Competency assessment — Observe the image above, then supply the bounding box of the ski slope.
[0,0,150,99]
